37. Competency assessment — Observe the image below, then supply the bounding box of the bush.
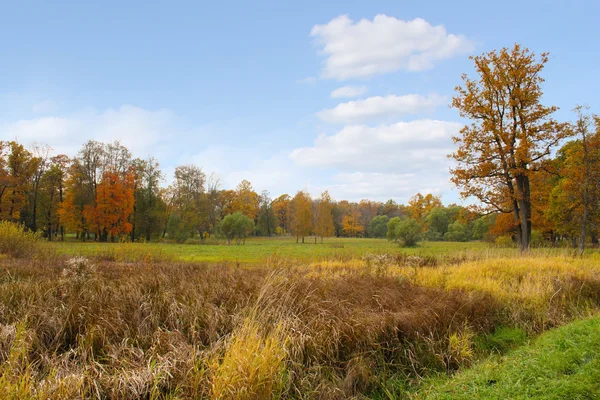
[0,221,43,258]
[393,218,422,247]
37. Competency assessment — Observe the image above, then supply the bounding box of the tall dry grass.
[0,229,600,398]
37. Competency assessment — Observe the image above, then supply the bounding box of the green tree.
[220,212,255,244]
[444,221,469,242]
[394,218,422,247]
[387,217,402,242]
[367,215,389,238]
[425,207,451,241]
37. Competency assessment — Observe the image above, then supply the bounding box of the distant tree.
[220,212,255,245]
[425,207,451,240]
[290,190,313,243]
[382,199,403,218]
[172,164,206,239]
[332,200,351,237]
[407,193,442,223]
[471,215,493,240]
[357,199,379,236]
[232,180,259,220]
[272,194,291,235]
[367,215,389,238]
[257,190,278,236]
[342,206,363,237]
[314,191,335,242]
[451,44,569,251]
[444,221,468,242]
[132,157,166,241]
[0,142,38,222]
[393,218,422,247]
[387,217,402,242]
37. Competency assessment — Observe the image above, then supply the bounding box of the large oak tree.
[451,44,569,251]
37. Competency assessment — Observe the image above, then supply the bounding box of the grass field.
[413,315,600,399]
[49,236,590,264]
[2,229,600,398]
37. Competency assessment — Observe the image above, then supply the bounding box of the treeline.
[0,140,494,243]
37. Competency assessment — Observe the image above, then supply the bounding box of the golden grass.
[1,236,600,398]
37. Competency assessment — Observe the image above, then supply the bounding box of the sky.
[1,0,599,204]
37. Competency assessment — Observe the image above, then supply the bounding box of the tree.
[393,218,422,247]
[38,155,68,240]
[0,142,38,222]
[367,215,389,238]
[332,200,351,237]
[171,165,206,239]
[27,144,51,232]
[387,217,401,242]
[257,191,278,236]
[290,191,312,243]
[425,207,451,240]
[84,171,135,242]
[571,106,600,254]
[357,200,379,236]
[272,194,291,235]
[342,206,363,237]
[132,157,166,241]
[451,44,569,251]
[444,221,469,242]
[547,110,600,250]
[314,191,334,242]
[407,193,442,223]
[220,212,254,245]
[232,180,259,220]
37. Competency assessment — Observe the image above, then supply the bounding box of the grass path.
[412,315,600,399]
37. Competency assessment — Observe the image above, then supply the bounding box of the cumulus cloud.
[311,15,473,79]
[322,171,451,202]
[330,85,368,99]
[317,94,446,124]
[291,119,461,172]
[1,105,175,156]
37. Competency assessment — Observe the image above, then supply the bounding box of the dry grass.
[1,240,600,398]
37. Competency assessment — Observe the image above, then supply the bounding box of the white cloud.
[317,93,446,123]
[290,119,460,172]
[320,172,451,202]
[311,15,473,79]
[330,85,368,99]
[1,105,175,157]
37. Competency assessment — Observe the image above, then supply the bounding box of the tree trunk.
[515,175,531,252]
[302,236,305,244]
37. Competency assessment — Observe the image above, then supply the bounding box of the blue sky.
[1,0,598,203]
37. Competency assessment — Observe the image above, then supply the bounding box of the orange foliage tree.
[83,171,135,242]
[451,44,569,251]
[290,190,313,243]
[342,206,363,237]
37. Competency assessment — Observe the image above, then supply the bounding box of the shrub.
[0,221,43,258]
[394,218,422,247]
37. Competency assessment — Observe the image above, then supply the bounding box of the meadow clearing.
[1,228,600,399]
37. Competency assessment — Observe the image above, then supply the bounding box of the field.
[50,236,587,264]
[1,233,600,399]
